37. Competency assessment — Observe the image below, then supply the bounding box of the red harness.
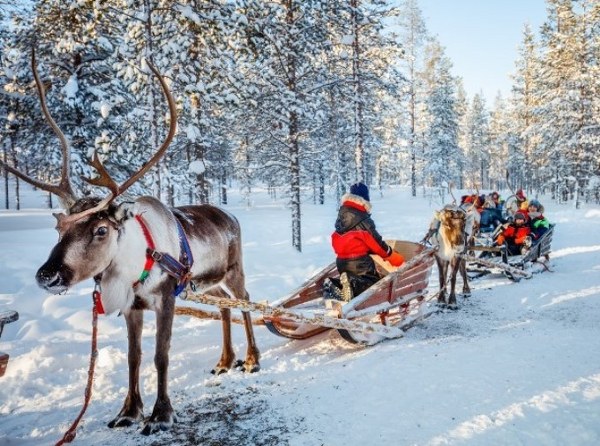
[92,214,193,314]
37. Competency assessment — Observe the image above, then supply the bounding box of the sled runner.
[0,310,19,377]
[466,224,555,282]
[260,241,437,345]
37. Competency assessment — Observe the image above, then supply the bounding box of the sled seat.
[0,310,19,378]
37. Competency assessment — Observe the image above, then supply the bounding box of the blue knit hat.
[350,182,370,202]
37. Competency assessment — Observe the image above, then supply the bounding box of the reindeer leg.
[460,259,471,297]
[108,309,144,428]
[211,307,235,375]
[240,291,260,373]
[447,259,459,310]
[141,292,176,435]
[435,257,447,307]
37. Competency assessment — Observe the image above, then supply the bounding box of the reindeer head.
[0,49,176,293]
[437,205,467,248]
[36,199,127,293]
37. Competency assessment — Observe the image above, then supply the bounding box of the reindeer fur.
[36,196,260,435]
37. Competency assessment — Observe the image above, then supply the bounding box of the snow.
[1,185,600,445]
[62,75,79,101]
[188,160,205,175]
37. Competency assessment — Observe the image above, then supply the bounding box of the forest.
[1,0,599,251]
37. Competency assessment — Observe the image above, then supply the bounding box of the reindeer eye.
[94,226,109,237]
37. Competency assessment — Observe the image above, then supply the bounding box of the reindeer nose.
[36,266,69,293]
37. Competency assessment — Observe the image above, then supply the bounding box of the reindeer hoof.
[462,291,471,298]
[447,303,459,311]
[108,415,141,429]
[210,367,229,375]
[140,413,177,435]
[241,363,260,373]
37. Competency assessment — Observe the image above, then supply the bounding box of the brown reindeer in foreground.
[427,203,479,309]
[0,50,260,435]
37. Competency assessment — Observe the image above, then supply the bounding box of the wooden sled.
[262,241,437,345]
[466,224,555,282]
[0,310,19,377]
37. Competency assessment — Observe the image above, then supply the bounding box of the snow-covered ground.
[1,184,600,446]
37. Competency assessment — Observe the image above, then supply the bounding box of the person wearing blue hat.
[323,182,404,302]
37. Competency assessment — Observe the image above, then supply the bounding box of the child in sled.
[324,182,404,302]
[495,211,532,256]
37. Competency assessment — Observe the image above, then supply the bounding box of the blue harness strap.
[172,218,194,296]
[145,218,194,297]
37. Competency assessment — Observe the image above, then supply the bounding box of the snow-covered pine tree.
[488,93,512,192]
[2,0,119,206]
[454,80,469,190]
[421,40,460,189]
[509,24,543,196]
[537,0,598,207]
[395,0,428,197]
[463,94,490,189]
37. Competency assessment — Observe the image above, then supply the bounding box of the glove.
[386,251,405,267]
[515,235,529,245]
[495,235,505,245]
[523,236,532,247]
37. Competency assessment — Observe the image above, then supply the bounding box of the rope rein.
[55,290,100,445]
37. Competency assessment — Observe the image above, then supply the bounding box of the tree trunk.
[351,0,365,183]
[286,0,302,252]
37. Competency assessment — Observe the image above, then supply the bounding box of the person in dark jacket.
[325,182,404,301]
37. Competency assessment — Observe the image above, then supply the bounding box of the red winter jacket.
[497,223,531,246]
[331,195,392,278]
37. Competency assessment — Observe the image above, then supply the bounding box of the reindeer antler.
[448,182,457,205]
[0,48,77,209]
[54,59,177,231]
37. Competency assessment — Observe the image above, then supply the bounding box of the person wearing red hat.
[495,211,532,256]
[324,182,404,301]
[515,189,529,211]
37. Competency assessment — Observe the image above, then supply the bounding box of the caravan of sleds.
[174,187,555,347]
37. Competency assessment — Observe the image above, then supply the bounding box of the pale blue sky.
[417,0,548,104]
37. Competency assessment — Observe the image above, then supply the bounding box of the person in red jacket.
[495,211,532,256]
[325,182,404,301]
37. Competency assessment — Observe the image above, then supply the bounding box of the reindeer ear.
[114,201,135,223]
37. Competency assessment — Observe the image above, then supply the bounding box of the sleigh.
[260,241,437,345]
[178,241,437,345]
[465,224,555,282]
[0,310,19,377]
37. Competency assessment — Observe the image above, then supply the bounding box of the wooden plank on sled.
[343,246,437,317]
[181,292,407,340]
[462,254,532,279]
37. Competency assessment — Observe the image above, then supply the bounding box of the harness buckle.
[149,249,163,262]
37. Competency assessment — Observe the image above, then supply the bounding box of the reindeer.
[426,201,479,310]
[0,50,260,435]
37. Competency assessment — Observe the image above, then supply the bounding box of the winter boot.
[323,277,344,301]
[340,272,354,302]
